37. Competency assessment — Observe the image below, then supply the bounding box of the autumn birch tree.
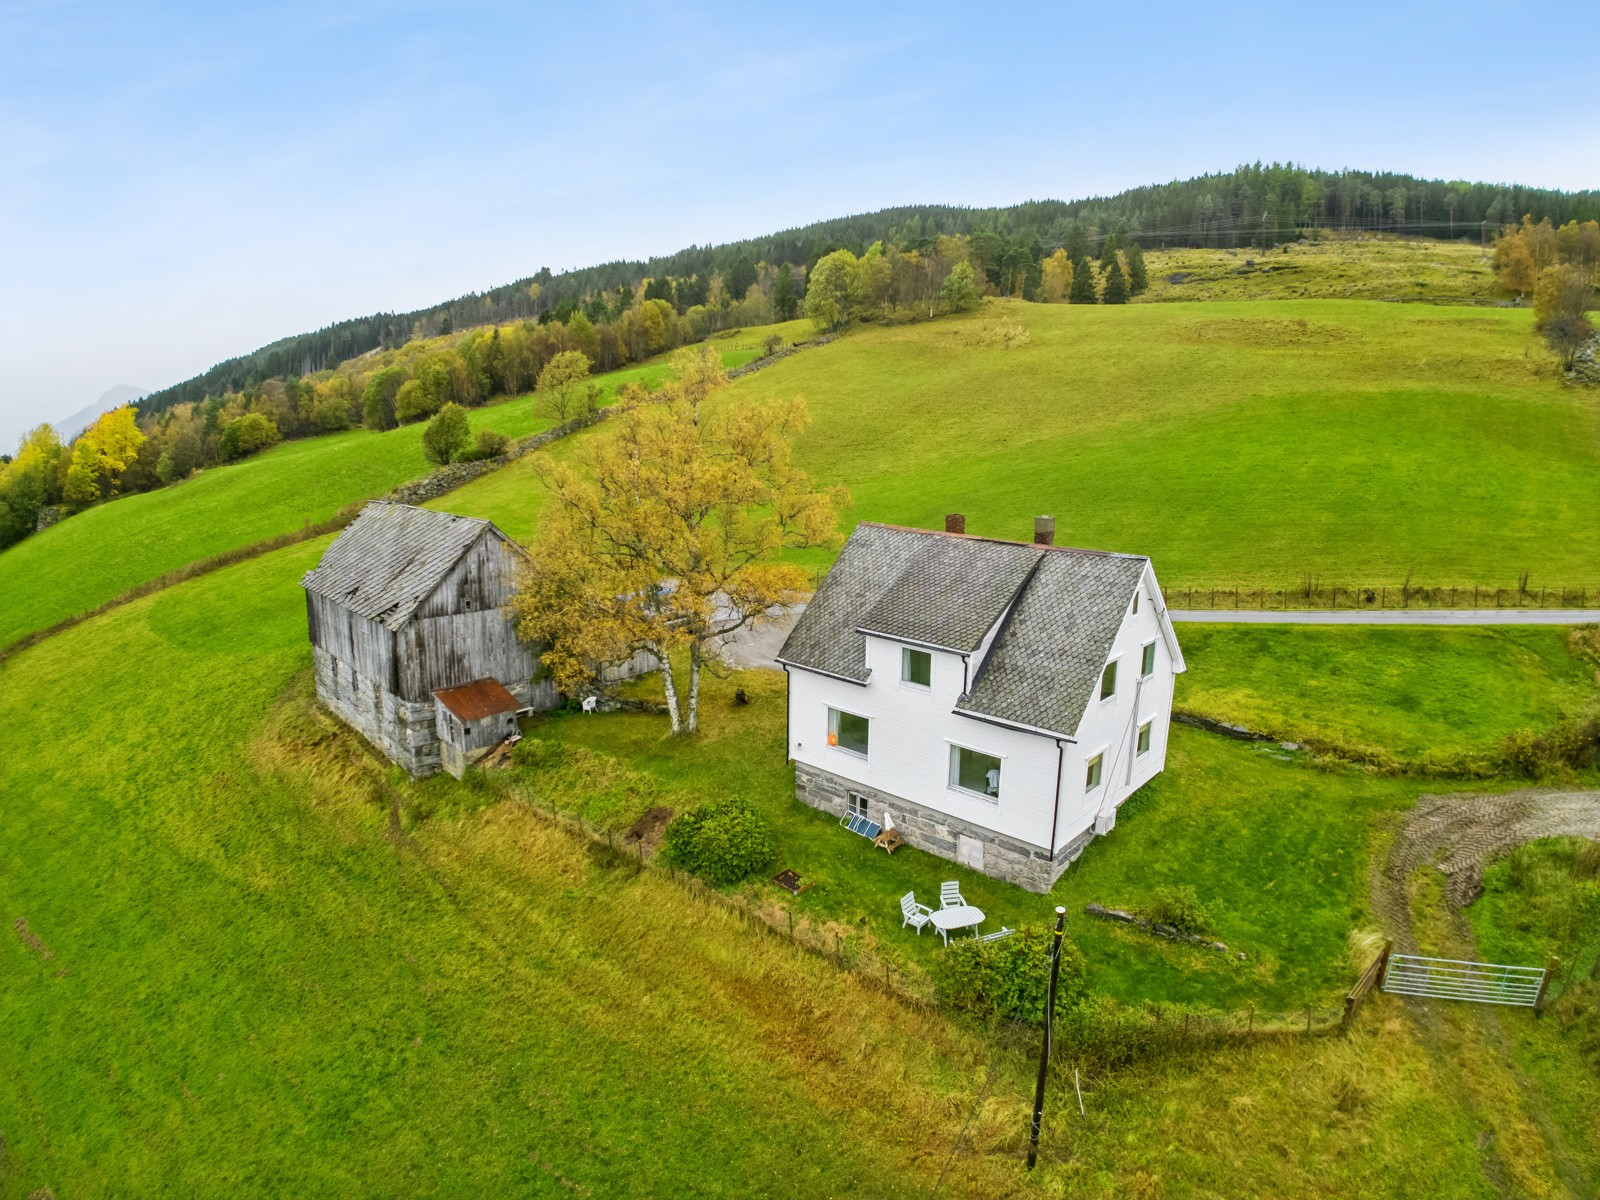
[509,345,845,734]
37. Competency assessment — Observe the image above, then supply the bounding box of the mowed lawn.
[523,666,1421,1012]
[0,542,1024,1199]
[730,298,1600,589]
[1176,624,1600,758]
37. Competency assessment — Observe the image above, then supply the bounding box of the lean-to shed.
[301,501,555,776]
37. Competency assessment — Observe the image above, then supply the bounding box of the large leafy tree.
[535,350,594,424]
[422,403,471,465]
[509,346,844,734]
[804,249,860,330]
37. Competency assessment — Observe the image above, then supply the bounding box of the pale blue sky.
[2,0,1593,448]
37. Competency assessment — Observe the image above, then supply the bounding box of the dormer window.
[901,647,932,687]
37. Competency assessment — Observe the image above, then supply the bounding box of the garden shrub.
[1142,885,1213,936]
[463,428,509,461]
[930,925,1086,1023]
[660,797,771,886]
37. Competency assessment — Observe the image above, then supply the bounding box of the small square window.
[902,647,932,687]
[1085,753,1104,791]
[847,792,870,820]
[1141,641,1156,677]
[1100,660,1118,700]
[1137,721,1152,756]
[949,744,1002,800]
[828,707,869,757]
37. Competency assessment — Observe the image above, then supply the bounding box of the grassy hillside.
[0,541,1021,1198]
[726,298,1599,589]
[1140,236,1502,303]
[0,337,796,651]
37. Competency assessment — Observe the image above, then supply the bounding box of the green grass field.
[0,541,1031,1198]
[0,344,787,652]
[728,298,1599,590]
[1140,235,1503,303]
[1175,624,1599,758]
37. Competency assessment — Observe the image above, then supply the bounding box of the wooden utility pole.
[1027,906,1068,1170]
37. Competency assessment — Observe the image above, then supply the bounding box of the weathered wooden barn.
[301,501,557,777]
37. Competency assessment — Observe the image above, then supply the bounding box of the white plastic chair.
[581,695,598,713]
[940,881,966,910]
[900,891,934,935]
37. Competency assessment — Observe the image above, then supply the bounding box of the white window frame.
[1099,659,1118,702]
[947,742,1003,804]
[1085,750,1105,792]
[827,706,870,759]
[1140,640,1157,677]
[900,646,932,690]
[1132,591,1140,614]
[1136,720,1153,756]
[846,791,871,820]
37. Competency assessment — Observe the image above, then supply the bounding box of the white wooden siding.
[788,636,1064,851]
[787,560,1181,861]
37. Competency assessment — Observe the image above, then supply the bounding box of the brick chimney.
[945,513,966,535]
[1033,516,1055,546]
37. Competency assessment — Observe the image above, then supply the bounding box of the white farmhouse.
[777,516,1185,892]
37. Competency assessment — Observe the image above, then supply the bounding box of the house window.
[949,744,1002,801]
[1132,592,1139,614]
[847,792,870,820]
[1141,641,1156,677]
[1085,752,1104,791]
[901,647,932,687]
[828,707,869,757]
[1137,721,1152,756]
[1100,660,1118,700]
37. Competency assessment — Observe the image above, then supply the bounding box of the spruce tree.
[1068,256,1098,303]
[1125,243,1149,294]
[1064,222,1089,263]
[1102,257,1130,304]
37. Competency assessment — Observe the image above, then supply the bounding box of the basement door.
[955,835,984,871]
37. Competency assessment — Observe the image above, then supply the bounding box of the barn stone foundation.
[313,647,542,778]
[793,762,1094,893]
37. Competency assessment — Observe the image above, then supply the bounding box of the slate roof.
[778,523,1151,738]
[434,677,523,721]
[301,502,521,631]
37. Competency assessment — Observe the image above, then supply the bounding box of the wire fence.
[1163,583,1598,611]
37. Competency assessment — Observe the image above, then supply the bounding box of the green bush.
[218,413,280,462]
[660,797,771,886]
[460,428,509,462]
[422,403,471,466]
[929,925,1086,1023]
[1142,885,1213,936]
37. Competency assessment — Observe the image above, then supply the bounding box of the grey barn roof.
[301,502,522,631]
[778,523,1149,738]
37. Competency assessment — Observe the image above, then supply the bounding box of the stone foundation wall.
[793,762,1095,893]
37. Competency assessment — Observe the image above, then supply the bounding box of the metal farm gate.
[1382,953,1549,1008]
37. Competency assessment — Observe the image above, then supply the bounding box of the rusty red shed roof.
[433,678,523,722]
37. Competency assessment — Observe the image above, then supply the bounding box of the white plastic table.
[929,905,985,946]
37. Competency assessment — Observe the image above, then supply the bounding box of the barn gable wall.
[411,532,521,621]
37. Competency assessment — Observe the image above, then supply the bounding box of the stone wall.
[386,408,613,507]
[793,761,1093,893]
[314,646,539,776]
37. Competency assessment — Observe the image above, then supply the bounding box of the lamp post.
[1026,905,1068,1169]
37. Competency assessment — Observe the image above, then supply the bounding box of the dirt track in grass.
[1372,788,1600,945]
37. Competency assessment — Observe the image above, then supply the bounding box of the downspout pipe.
[1046,737,1066,860]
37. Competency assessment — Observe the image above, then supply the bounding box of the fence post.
[1534,956,1560,1016]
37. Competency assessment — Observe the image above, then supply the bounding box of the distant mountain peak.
[53,384,147,442]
